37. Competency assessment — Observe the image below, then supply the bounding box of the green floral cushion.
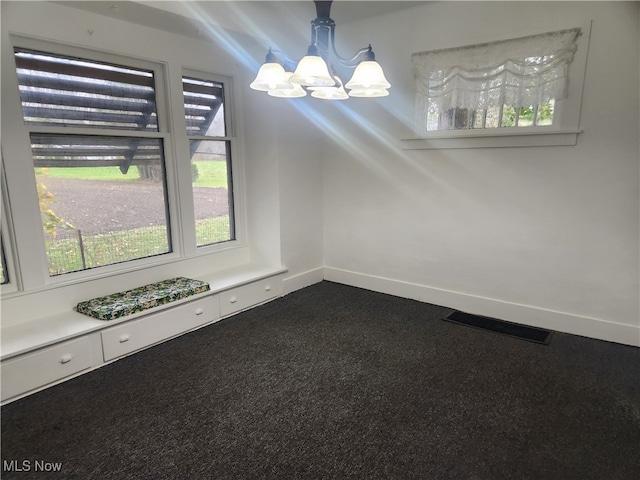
[76,277,210,320]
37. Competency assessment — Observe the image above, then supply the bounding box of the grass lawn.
[193,161,229,189]
[44,161,229,189]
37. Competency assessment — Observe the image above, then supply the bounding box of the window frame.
[11,40,179,281]
[1,35,244,292]
[402,21,592,150]
[1,156,20,295]
[181,68,238,250]
[428,101,557,132]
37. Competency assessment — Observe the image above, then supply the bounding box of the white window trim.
[1,35,246,294]
[180,68,244,253]
[400,128,582,150]
[8,37,181,287]
[1,156,21,295]
[402,20,591,150]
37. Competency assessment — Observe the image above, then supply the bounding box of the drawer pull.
[119,334,131,343]
[229,296,237,304]
[265,285,272,292]
[59,354,73,364]
[195,308,204,315]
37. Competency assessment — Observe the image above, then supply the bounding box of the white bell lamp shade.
[289,53,335,87]
[250,62,289,92]
[345,61,391,90]
[268,73,307,98]
[311,77,349,100]
[348,87,389,98]
[269,85,307,98]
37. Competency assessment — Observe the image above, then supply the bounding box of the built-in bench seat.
[76,277,210,321]
[1,265,287,404]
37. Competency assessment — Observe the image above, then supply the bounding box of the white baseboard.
[324,267,640,348]
[282,267,324,295]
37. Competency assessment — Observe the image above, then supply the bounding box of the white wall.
[0,1,324,323]
[2,1,638,348]
[243,89,325,293]
[322,1,640,346]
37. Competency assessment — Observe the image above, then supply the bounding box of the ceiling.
[55,1,426,40]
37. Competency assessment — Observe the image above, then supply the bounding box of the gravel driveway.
[41,177,230,235]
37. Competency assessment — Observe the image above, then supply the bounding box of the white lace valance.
[412,28,581,113]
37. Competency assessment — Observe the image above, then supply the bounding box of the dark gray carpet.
[2,281,640,479]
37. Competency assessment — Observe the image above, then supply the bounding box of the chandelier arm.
[328,25,372,68]
[267,48,299,72]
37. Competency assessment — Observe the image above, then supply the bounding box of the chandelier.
[250,0,390,100]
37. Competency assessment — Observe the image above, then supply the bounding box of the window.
[1,157,15,289]
[0,236,8,285]
[406,26,589,148]
[182,74,235,247]
[427,100,556,132]
[14,48,172,276]
[413,28,580,133]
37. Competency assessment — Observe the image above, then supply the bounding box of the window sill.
[400,129,582,150]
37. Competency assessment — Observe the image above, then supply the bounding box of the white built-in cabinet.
[1,337,94,401]
[101,295,219,362]
[1,269,285,404]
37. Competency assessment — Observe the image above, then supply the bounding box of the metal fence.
[44,217,231,276]
[45,227,170,276]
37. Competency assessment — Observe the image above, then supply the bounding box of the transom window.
[427,100,555,131]
[413,28,581,134]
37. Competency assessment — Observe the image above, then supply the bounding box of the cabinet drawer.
[101,295,218,361]
[219,276,283,317]
[1,337,93,401]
